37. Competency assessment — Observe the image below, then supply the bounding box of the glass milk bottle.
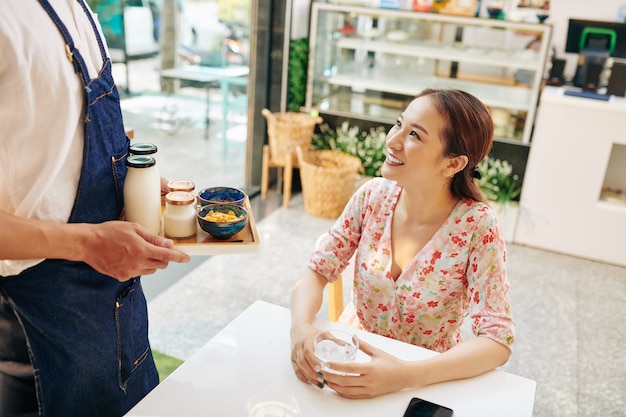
[130,142,161,191]
[124,155,162,235]
[163,191,197,239]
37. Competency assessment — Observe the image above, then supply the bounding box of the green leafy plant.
[311,121,387,177]
[287,38,309,112]
[476,156,522,204]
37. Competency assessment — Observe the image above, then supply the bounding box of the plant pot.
[295,147,362,219]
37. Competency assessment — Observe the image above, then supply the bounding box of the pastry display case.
[305,2,553,145]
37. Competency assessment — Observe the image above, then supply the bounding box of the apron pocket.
[114,279,150,391]
[111,138,130,215]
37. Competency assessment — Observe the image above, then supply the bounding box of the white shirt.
[0,0,106,276]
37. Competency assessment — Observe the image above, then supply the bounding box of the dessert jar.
[163,191,197,239]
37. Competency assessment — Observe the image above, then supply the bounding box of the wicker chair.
[260,109,323,207]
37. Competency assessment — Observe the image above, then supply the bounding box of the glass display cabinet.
[305,2,553,145]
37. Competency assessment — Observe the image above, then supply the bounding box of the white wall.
[291,0,312,39]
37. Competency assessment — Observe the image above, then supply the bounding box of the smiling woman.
[290,89,514,400]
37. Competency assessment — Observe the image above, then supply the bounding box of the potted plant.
[311,121,387,178]
[476,156,522,242]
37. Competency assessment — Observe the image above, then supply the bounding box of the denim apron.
[0,1,158,416]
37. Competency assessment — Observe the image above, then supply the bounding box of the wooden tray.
[163,197,260,256]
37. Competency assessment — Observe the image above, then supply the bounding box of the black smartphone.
[402,397,454,417]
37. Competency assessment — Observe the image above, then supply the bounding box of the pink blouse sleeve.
[466,207,516,351]
[306,179,376,283]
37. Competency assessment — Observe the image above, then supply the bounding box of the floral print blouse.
[308,178,515,353]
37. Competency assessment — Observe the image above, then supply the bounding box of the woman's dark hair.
[415,88,493,202]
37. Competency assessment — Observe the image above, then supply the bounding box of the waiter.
[0,1,189,416]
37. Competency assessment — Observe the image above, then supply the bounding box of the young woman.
[290,89,515,399]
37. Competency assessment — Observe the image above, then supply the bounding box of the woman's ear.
[444,155,468,178]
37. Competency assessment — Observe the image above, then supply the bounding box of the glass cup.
[246,389,299,417]
[313,330,359,375]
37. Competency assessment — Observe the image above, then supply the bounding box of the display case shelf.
[336,38,541,71]
[305,2,553,145]
[326,72,533,111]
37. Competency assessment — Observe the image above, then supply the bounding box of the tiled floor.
[120,81,626,417]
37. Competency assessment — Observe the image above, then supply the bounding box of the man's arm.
[0,210,189,281]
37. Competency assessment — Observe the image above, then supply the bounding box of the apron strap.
[36,0,103,86]
[76,0,110,63]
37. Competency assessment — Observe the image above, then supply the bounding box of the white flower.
[477,156,521,203]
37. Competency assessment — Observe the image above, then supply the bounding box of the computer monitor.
[565,19,626,89]
[565,19,626,58]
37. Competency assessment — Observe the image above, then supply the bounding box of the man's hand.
[81,221,190,281]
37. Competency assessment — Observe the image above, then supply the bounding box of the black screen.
[607,62,626,96]
[403,398,454,417]
[565,19,626,58]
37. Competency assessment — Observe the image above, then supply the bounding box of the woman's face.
[382,95,457,187]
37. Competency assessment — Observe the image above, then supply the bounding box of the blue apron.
[0,1,158,416]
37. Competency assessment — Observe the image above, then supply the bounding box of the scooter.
[176,25,248,93]
[177,24,248,67]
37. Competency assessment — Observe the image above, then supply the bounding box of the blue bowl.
[197,204,248,240]
[487,7,503,18]
[197,186,246,207]
[536,14,549,23]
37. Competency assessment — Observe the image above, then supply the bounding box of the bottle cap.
[165,191,196,205]
[126,155,156,168]
[129,143,158,155]
[167,180,196,193]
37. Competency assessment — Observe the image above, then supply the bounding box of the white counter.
[515,86,626,267]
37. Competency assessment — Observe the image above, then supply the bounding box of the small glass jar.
[163,191,197,239]
[166,180,196,193]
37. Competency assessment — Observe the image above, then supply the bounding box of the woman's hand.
[321,337,416,399]
[290,323,325,389]
[289,268,329,389]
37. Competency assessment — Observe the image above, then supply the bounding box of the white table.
[160,65,249,140]
[126,301,536,417]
